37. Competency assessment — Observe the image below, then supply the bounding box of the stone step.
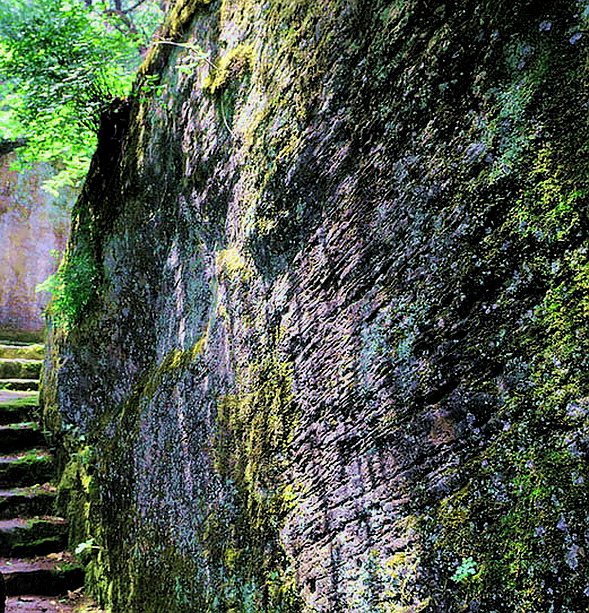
[0,380,39,392]
[0,390,38,404]
[0,345,44,361]
[0,485,56,520]
[0,330,43,344]
[0,392,38,425]
[0,450,54,488]
[0,359,41,380]
[0,404,35,426]
[0,423,45,453]
[0,517,67,557]
[0,553,83,596]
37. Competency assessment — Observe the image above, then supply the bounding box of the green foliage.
[36,245,99,331]
[0,0,161,192]
[75,537,99,558]
[451,557,478,583]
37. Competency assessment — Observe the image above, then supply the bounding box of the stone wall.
[0,145,70,336]
[43,1,589,611]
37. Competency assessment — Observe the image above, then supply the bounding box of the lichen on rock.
[41,0,589,611]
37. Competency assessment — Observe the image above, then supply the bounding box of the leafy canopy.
[0,0,163,194]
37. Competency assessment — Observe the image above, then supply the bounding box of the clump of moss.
[0,344,44,360]
[215,246,252,282]
[127,335,207,405]
[209,352,303,612]
[0,329,43,344]
[203,44,254,96]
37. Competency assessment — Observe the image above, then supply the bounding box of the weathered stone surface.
[43,1,589,611]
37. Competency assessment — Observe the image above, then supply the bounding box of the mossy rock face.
[42,0,589,611]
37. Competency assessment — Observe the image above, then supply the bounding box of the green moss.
[203,44,254,96]
[420,403,589,609]
[42,0,589,610]
[11,535,63,552]
[138,0,214,80]
[0,359,41,379]
[54,438,111,608]
[3,421,38,431]
[12,450,52,466]
[215,246,252,282]
[409,18,589,606]
[210,352,303,612]
[0,329,44,344]
[0,344,44,360]
[52,336,210,611]
[127,336,207,406]
[344,518,431,613]
[0,395,39,408]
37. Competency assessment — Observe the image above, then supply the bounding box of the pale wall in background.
[0,150,70,334]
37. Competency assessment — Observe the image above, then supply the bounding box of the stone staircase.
[0,340,83,606]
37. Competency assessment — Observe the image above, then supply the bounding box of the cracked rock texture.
[42,0,589,611]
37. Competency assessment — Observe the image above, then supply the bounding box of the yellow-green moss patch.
[203,44,254,95]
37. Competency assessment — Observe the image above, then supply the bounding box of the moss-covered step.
[0,330,43,344]
[0,517,67,557]
[0,344,44,361]
[0,450,54,488]
[0,359,41,380]
[0,390,38,405]
[0,392,38,426]
[0,380,39,392]
[0,484,56,520]
[0,329,43,344]
[0,553,83,596]
[0,423,44,453]
[0,400,37,426]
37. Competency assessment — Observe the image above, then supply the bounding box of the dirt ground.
[5,594,105,613]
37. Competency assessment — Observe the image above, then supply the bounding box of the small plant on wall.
[36,243,99,332]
